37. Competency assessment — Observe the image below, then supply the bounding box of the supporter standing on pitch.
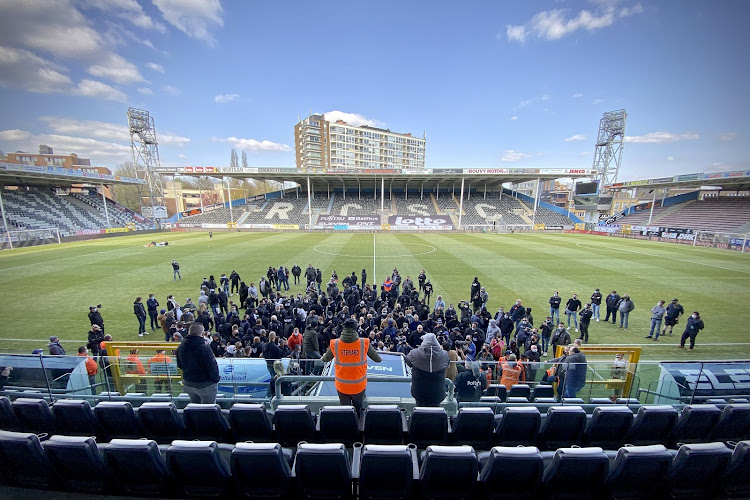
[617,294,635,331]
[605,290,620,324]
[133,297,148,337]
[578,304,593,343]
[549,291,562,324]
[564,294,582,332]
[172,259,181,281]
[679,311,705,351]
[646,300,667,340]
[590,288,603,322]
[147,294,159,331]
[88,305,104,334]
[662,298,685,337]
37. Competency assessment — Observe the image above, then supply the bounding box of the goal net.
[1,228,61,250]
[693,230,749,252]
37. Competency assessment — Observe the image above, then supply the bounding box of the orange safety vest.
[331,338,369,395]
[500,359,523,391]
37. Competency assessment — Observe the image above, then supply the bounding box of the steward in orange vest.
[498,354,525,391]
[321,318,382,408]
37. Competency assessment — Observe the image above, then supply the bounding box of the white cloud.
[162,84,181,95]
[501,150,532,162]
[572,92,584,98]
[81,0,167,32]
[323,111,385,128]
[178,153,188,159]
[0,129,132,164]
[592,98,605,104]
[625,132,700,144]
[214,136,291,152]
[505,2,643,42]
[74,79,126,101]
[564,134,587,142]
[667,156,674,161]
[153,0,223,45]
[579,151,592,156]
[511,116,518,121]
[0,46,73,94]
[159,132,192,147]
[0,129,33,142]
[40,116,191,146]
[215,93,239,103]
[137,87,153,95]
[719,132,737,142]
[88,53,145,84]
[146,62,165,73]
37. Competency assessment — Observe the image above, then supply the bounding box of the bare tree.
[241,150,248,168]
[111,162,141,212]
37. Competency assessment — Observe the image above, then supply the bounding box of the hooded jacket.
[302,325,321,356]
[486,320,501,343]
[176,335,220,388]
[406,333,450,406]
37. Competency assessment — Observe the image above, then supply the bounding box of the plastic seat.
[721,440,750,499]
[318,405,361,446]
[710,404,750,442]
[231,442,292,499]
[560,397,585,405]
[94,401,143,439]
[167,440,231,497]
[670,404,722,445]
[183,403,231,442]
[12,397,56,434]
[584,406,633,449]
[357,444,419,500]
[590,397,614,405]
[667,442,732,499]
[495,406,541,446]
[293,443,353,499]
[451,407,494,449]
[626,405,679,445]
[506,396,529,404]
[541,447,609,498]
[531,385,554,401]
[538,406,586,450]
[478,446,543,500]
[0,396,21,431]
[44,435,112,493]
[52,399,103,438]
[273,405,316,447]
[138,402,186,443]
[362,405,407,444]
[509,384,531,399]
[533,397,557,404]
[408,407,449,447]
[0,430,57,489]
[604,444,673,499]
[616,398,640,405]
[229,403,274,442]
[484,384,507,401]
[419,445,478,500]
[104,439,171,497]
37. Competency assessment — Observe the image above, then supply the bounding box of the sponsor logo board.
[317,215,380,226]
[387,215,453,230]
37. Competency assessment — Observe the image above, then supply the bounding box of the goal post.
[1,228,61,250]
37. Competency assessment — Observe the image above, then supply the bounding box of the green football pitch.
[0,231,748,361]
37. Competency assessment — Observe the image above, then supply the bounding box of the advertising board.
[387,215,453,230]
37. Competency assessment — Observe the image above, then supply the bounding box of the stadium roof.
[153,166,595,190]
[605,169,750,192]
[0,162,144,186]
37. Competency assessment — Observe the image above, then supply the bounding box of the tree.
[111,162,141,212]
[242,150,248,168]
[230,149,239,169]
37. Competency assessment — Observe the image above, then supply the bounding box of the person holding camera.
[454,361,486,402]
[88,305,104,333]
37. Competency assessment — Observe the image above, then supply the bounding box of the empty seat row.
[1,430,748,499]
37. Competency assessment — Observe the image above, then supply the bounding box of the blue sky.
[0,0,747,181]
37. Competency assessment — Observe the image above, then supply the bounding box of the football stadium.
[1,3,750,499]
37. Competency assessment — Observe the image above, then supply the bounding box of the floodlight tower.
[128,107,164,215]
[592,109,627,188]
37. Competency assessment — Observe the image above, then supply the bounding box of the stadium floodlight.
[128,107,165,224]
[592,109,627,188]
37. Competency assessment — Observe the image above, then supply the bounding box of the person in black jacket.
[578,304,593,343]
[88,306,104,333]
[263,332,283,396]
[87,324,104,358]
[565,294,582,332]
[176,323,220,403]
[679,311,705,351]
[134,297,148,337]
[406,332,450,406]
[605,290,620,324]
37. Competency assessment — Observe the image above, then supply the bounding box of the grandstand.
[620,196,750,233]
[328,193,383,216]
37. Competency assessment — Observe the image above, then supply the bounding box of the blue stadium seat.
[541,447,609,498]
[138,402,186,443]
[495,406,540,447]
[484,384,507,401]
[509,384,531,399]
[419,445,478,500]
[0,396,21,431]
[408,407,449,447]
[626,405,679,446]
[183,403,231,442]
[538,406,586,450]
[506,396,530,404]
[12,397,56,435]
[104,438,172,497]
[721,440,750,499]
[293,443,354,499]
[590,397,614,405]
[0,430,57,489]
[317,405,361,446]
[532,397,557,404]
[94,401,143,439]
[604,444,672,499]
[273,405,316,447]
[229,403,274,442]
[357,444,419,500]
[451,407,494,449]
[560,397,585,405]
[167,440,231,497]
[478,446,543,500]
[362,405,407,444]
[584,405,633,449]
[230,442,293,499]
[667,442,732,499]
[710,404,750,442]
[531,385,555,401]
[44,435,112,494]
[52,399,103,438]
[670,404,722,445]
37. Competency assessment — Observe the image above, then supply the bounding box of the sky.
[0,0,747,181]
